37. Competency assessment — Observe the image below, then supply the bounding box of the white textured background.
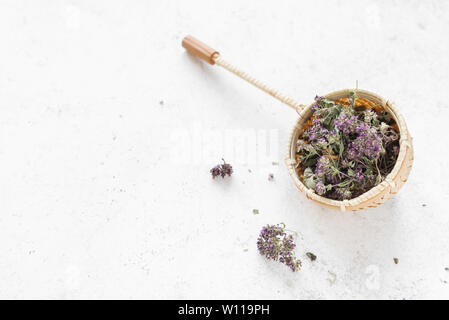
[1,0,449,299]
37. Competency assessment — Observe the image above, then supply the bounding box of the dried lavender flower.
[268,173,274,181]
[257,224,302,272]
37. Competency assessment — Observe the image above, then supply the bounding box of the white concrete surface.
[1,0,449,299]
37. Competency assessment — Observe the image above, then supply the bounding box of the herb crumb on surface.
[328,271,337,284]
[252,209,259,215]
[394,258,399,264]
[306,252,317,261]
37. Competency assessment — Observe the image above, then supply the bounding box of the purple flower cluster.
[210,159,233,179]
[305,118,329,141]
[334,108,359,134]
[296,93,401,200]
[315,181,326,195]
[315,156,331,179]
[257,224,301,272]
[347,128,383,160]
[354,166,364,183]
[312,95,325,111]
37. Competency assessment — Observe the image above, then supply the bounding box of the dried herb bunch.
[296,93,400,200]
[257,224,301,272]
[210,159,233,179]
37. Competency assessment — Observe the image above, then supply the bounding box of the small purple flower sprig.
[297,93,400,200]
[210,159,233,179]
[257,223,301,272]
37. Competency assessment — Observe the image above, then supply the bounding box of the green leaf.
[306,252,317,261]
[337,179,352,187]
[302,156,318,167]
[296,139,305,153]
[331,166,340,177]
[349,91,356,108]
[375,175,382,185]
[348,168,354,176]
[363,157,374,165]
[324,104,343,131]
[339,139,345,158]
[322,99,336,107]
[303,167,316,189]
[300,146,319,167]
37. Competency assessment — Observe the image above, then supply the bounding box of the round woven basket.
[285,89,414,211]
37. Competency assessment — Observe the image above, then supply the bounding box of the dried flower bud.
[220,159,233,177]
[210,159,233,179]
[210,165,221,179]
[315,181,326,195]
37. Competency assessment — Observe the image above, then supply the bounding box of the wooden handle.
[182,35,219,65]
[182,35,304,112]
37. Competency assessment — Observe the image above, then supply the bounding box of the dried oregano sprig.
[210,159,233,179]
[296,93,400,200]
[257,224,301,272]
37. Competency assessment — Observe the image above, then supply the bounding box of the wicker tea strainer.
[182,35,413,211]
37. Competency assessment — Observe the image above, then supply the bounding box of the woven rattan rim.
[285,89,414,211]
